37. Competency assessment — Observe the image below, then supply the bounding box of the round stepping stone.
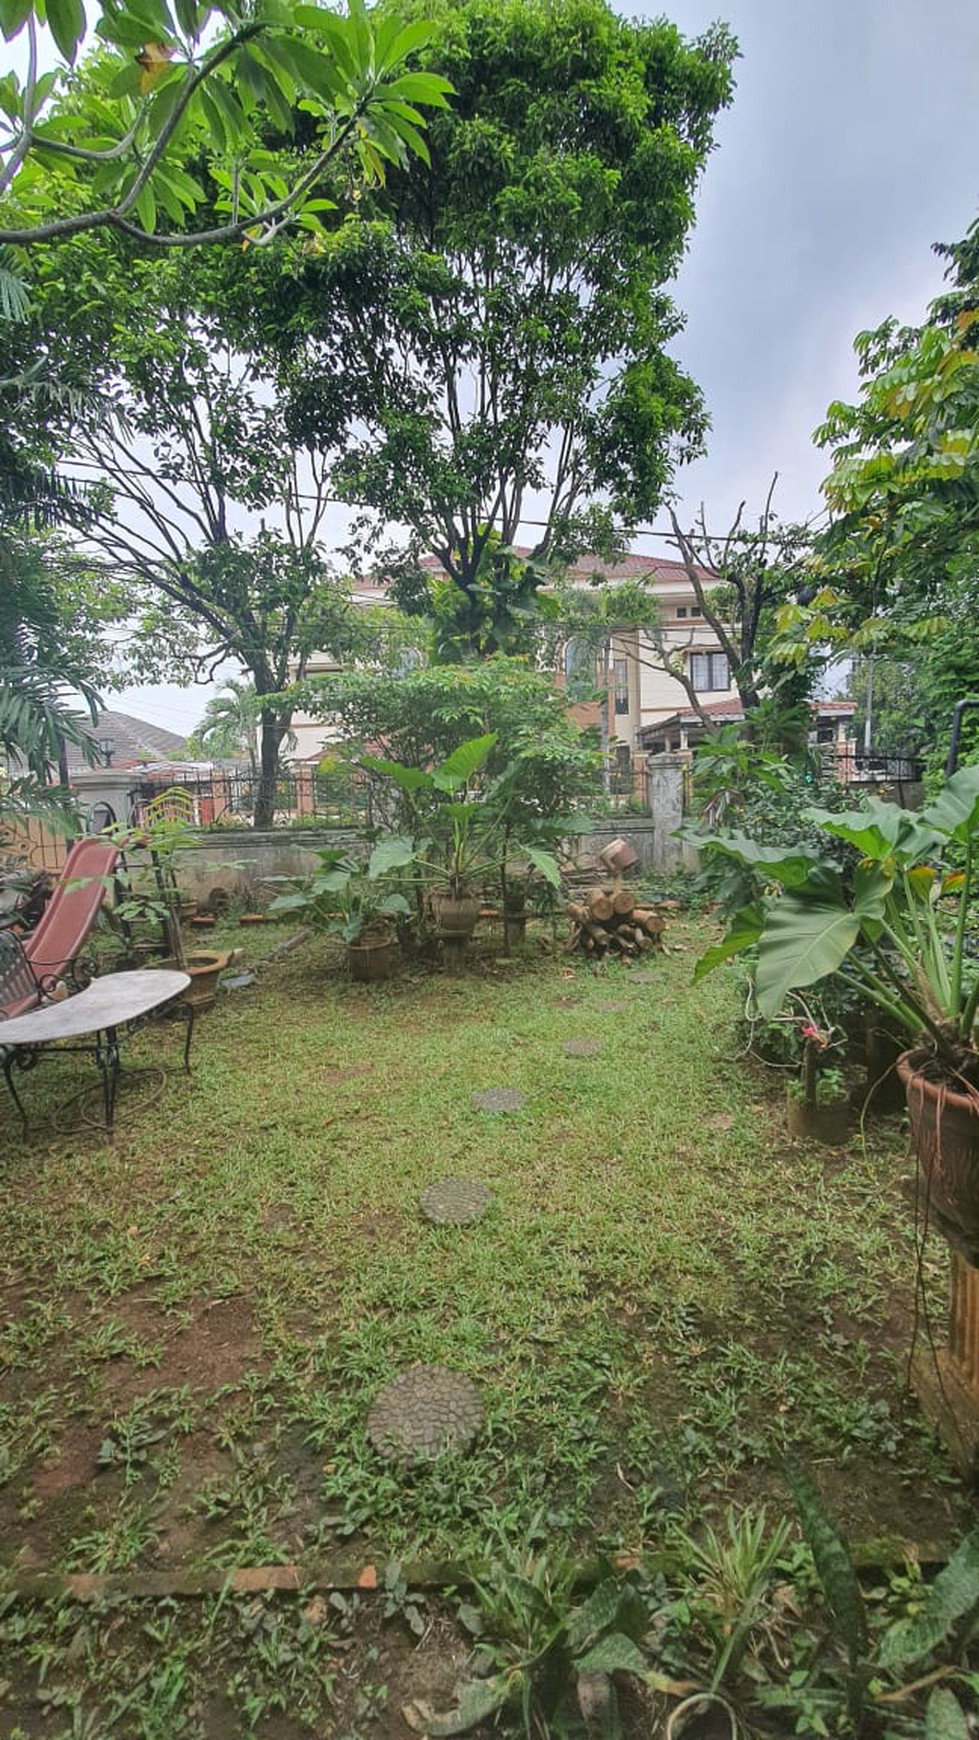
[367,1366,483,1463]
[472,1087,526,1113]
[420,1178,495,1226]
[564,1037,603,1058]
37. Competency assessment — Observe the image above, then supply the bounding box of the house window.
[676,606,687,619]
[691,606,702,617]
[690,651,730,692]
[564,637,594,701]
[613,658,629,715]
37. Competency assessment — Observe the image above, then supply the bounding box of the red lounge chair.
[0,929,44,1020]
[21,836,120,995]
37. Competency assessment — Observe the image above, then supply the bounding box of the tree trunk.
[254,716,286,831]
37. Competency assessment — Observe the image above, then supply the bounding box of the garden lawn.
[0,913,969,1731]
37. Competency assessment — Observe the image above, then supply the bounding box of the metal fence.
[131,766,372,829]
[825,747,925,786]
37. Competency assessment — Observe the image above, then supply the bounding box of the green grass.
[0,912,971,1734]
[0,915,960,1577]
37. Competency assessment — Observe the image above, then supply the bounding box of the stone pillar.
[643,753,689,873]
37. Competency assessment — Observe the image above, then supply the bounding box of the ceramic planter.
[431,895,481,939]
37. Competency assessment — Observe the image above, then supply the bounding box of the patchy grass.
[0,914,970,1734]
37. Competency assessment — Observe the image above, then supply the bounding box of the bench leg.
[2,1048,28,1135]
[96,1028,121,1133]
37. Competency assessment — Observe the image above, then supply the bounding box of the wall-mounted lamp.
[98,735,116,767]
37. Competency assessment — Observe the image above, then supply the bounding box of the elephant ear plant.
[694,766,979,1088]
[268,842,413,943]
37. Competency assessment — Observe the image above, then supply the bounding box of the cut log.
[566,902,589,925]
[587,888,615,922]
[611,889,636,917]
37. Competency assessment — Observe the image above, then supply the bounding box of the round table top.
[0,970,190,1044]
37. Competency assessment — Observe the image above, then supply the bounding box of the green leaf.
[0,0,32,42]
[367,835,415,878]
[925,1687,970,1740]
[694,829,823,889]
[808,797,936,862]
[784,1460,867,1666]
[565,1579,624,1650]
[924,764,979,844]
[431,733,498,792]
[360,754,429,793]
[754,894,860,1020]
[694,902,764,981]
[45,0,86,61]
[879,1532,979,1669]
[576,1631,647,1676]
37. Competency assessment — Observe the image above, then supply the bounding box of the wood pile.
[565,885,666,959]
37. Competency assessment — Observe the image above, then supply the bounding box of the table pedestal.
[911,1251,979,1482]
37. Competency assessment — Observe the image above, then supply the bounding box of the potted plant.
[786,1038,850,1146]
[268,842,413,981]
[109,814,229,1010]
[361,734,561,952]
[694,767,979,1252]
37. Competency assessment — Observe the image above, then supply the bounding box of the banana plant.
[694,764,979,1083]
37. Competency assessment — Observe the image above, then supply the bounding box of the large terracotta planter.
[160,951,228,1012]
[899,1049,979,1255]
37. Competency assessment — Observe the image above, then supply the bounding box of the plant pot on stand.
[347,928,396,983]
[900,1049,979,1478]
[432,893,481,970]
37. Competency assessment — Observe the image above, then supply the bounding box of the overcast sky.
[118,0,979,733]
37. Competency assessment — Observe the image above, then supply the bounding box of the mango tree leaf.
[879,1532,979,1669]
[924,1687,970,1740]
[754,895,860,1019]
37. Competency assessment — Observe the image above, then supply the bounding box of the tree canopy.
[235,0,735,656]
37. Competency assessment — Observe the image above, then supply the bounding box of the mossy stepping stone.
[472,1087,526,1113]
[564,1037,603,1058]
[420,1178,495,1226]
[367,1366,483,1463]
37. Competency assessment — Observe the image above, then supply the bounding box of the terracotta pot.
[432,895,481,938]
[786,1091,850,1147]
[347,934,395,982]
[899,1049,979,1247]
[160,951,228,1011]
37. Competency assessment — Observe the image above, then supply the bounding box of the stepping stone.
[564,1037,603,1058]
[629,971,658,984]
[420,1178,495,1226]
[472,1088,526,1113]
[367,1366,483,1464]
[595,1000,630,1014]
[220,972,257,992]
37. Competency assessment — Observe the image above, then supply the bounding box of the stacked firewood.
[565,885,666,958]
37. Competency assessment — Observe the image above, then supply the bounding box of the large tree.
[21,237,364,826]
[236,0,735,655]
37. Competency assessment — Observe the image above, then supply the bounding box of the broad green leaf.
[693,829,823,888]
[0,71,22,120]
[360,754,429,793]
[879,1531,979,1669]
[925,1687,970,1740]
[565,1579,627,1649]
[693,902,764,981]
[785,1460,867,1665]
[754,894,860,1019]
[45,0,85,61]
[522,845,560,888]
[805,797,930,861]
[851,859,893,919]
[431,733,498,792]
[367,835,415,878]
[924,764,979,844]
